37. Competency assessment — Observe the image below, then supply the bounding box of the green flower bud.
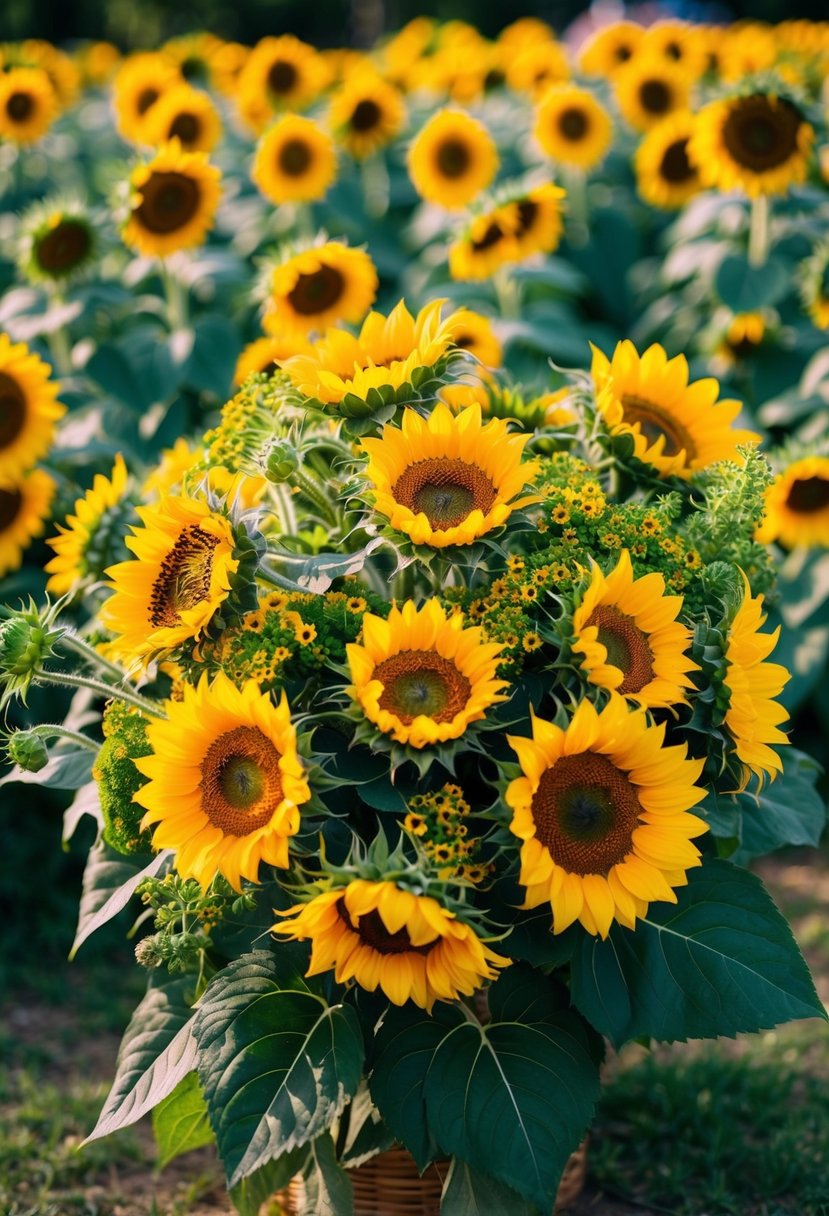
[6,729,49,772]
[0,600,64,706]
[93,700,154,855]
[265,440,299,484]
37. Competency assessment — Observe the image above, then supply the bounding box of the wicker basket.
[273,1139,588,1215]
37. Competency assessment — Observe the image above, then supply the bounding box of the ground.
[3,848,828,1216]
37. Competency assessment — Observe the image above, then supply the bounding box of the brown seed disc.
[351,99,382,133]
[515,199,539,236]
[558,107,590,141]
[586,604,655,695]
[470,221,506,252]
[531,752,643,875]
[35,219,92,274]
[287,265,345,316]
[435,137,472,179]
[268,59,298,95]
[375,649,471,724]
[148,524,221,627]
[639,79,672,116]
[134,171,201,235]
[620,393,696,460]
[278,137,313,176]
[660,138,695,184]
[136,87,159,115]
[339,900,434,955]
[199,724,284,835]
[786,475,829,514]
[0,485,23,530]
[169,112,201,146]
[7,91,34,122]
[392,456,497,531]
[721,95,801,172]
[0,374,26,451]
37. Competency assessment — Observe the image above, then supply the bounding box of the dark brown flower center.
[660,138,696,184]
[639,79,671,115]
[169,112,201,145]
[148,524,220,627]
[7,91,34,122]
[586,604,655,694]
[785,476,829,514]
[558,107,589,141]
[532,752,643,875]
[136,87,159,115]
[664,40,683,61]
[515,199,539,236]
[268,59,298,95]
[392,456,497,530]
[470,221,506,252]
[35,219,92,274]
[200,725,283,834]
[0,373,26,451]
[620,393,697,460]
[436,137,471,179]
[287,265,345,315]
[338,900,433,955]
[351,98,382,132]
[614,44,633,63]
[0,485,22,530]
[721,95,802,172]
[375,649,471,723]
[278,137,313,176]
[134,171,201,235]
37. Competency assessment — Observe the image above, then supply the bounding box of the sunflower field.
[1,14,829,1216]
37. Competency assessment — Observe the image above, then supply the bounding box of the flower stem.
[34,669,166,718]
[30,724,100,752]
[493,265,521,320]
[360,153,390,219]
[161,259,188,330]
[61,631,131,682]
[563,166,589,246]
[747,195,771,269]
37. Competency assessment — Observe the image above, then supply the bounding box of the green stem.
[47,315,73,378]
[294,465,338,526]
[747,195,771,269]
[269,480,298,533]
[493,265,521,320]
[30,724,100,752]
[161,259,188,330]
[360,153,390,219]
[258,563,302,593]
[563,167,589,246]
[61,631,130,682]
[294,202,315,241]
[34,669,166,718]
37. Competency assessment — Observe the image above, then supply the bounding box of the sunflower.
[535,84,613,170]
[640,21,708,80]
[511,182,567,260]
[142,438,201,499]
[407,108,498,210]
[346,599,507,749]
[689,92,814,197]
[273,879,508,1010]
[578,21,644,76]
[328,73,405,160]
[0,333,65,482]
[634,112,702,209]
[0,67,58,144]
[17,197,97,285]
[506,696,707,938]
[113,52,181,144]
[122,140,222,258]
[263,241,377,340]
[0,468,55,578]
[450,308,502,367]
[360,401,539,548]
[591,340,759,479]
[571,550,697,708]
[722,577,790,788]
[756,456,829,549]
[505,41,571,99]
[44,454,132,595]
[448,183,566,281]
[143,83,222,153]
[613,58,691,131]
[233,333,311,387]
[252,114,337,205]
[134,673,309,890]
[236,35,329,121]
[280,298,459,406]
[101,494,239,664]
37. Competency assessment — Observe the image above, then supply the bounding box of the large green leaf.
[441,1158,541,1216]
[339,1081,395,1168]
[152,1072,214,1169]
[570,860,826,1047]
[193,951,364,1187]
[85,976,196,1143]
[714,254,789,312]
[71,842,171,958]
[229,1148,308,1216]
[422,1007,599,1211]
[0,746,94,790]
[368,1001,465,1171]
[737,752,826,860]
[300,1134,354,1216]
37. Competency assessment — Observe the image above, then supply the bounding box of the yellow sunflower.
[448,183,566,281]
[578,21,645,76]
[360,401,540,548]
[44,454,131,595]
[689,92,814,197]
[450,308,502,367]
[535,84,613,170]
[113,52,181,144]
[613,57,691,132]
[233,333,311,387]
[346,598,508,749]
[634,111,702,209]
[142,438,201,499]
[407,108,498,210]
[328,73,405,159]
[640,21,708,80]
[505,41,571,99]
[506,696,707,938]
[571,550,697,708]
[134,673,310,890]
[122,140,222,258]
[0,67,58,145]
[0,468,55,578]
[591,340,759,479]
[236,35,329,121]
[273,879,508,1010]
[143,83,222,153]
[0,333,65,481]
[723,577,790,788]
[263,241,377,339]
[512,182,567,260]
[280,298,458,405]
[252,114,337,205]
[756,456,829,549]
[101,494,238,664]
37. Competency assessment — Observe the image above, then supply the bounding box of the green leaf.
[183,315,241,396]
[71,843,171,958]
[502,906,578,969]
[152,1072,214,1169]
[0,746,94,789]
[339,1081,394,1168]
[571,860,827,1048]
[423,1010,599,1211]
[229,1148,308,1216]
[300,1134,354,1216]
[193,951,364,1188]
[714,254,789,312]
[441,1158,542,1216]
[85,976,196,1143]
[736,752,826,860]
[368,1001,465,1171]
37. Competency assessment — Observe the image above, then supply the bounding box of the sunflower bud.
[265,440,299,484]
[6,729,49,772]
[0,600,64,705]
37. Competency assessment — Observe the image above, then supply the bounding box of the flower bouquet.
[2,303,826,1214]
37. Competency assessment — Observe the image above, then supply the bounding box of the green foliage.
[152,1072,214,1169]
[715,254,790,312]
[95,699,153,855]
[71,841,169,957]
